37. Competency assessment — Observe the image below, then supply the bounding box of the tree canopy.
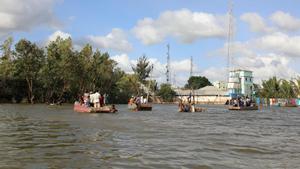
[132,55,153,83]
[156,83,176,102]
[184,76,212,90]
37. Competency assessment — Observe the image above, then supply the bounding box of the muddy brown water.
[0,104,299,169]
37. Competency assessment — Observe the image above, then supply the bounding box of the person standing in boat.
[100,94,104,107]
[89,91,94,107]
[103,93,108,105]
[93,90,100,108]
[83,91,90,107]
[135,96,141,110]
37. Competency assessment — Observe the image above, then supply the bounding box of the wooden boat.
[282,103,298,107]
[228,105,258,110]
[74,102,117,113]
[139,103,152,111]
[128,103,152,111]
[178,103,204,112]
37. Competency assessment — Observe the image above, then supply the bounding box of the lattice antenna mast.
[166,44,171,84]
[190,56,193,78]
[227,0,233,79]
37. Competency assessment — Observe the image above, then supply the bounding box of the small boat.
[178,103,204,112]
[281,103,298,107]
[139,103,152,111]
[128,103,152,111]
[74,102,117,113]
[228,105,258,111]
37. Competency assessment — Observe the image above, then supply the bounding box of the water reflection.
[0,104,299,169]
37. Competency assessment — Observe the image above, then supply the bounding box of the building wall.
[177,95,230,104]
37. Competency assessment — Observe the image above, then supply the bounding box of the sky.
[1,0,300,86]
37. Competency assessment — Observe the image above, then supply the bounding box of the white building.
[213,81,227,90]
[227,69,254,98]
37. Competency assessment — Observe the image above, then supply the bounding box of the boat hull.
[74,103,117,113]
[228,106,258,110]
[128,103,152,111]
[139,104,152,111]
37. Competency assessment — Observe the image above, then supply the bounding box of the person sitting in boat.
[111,104,118,112]
[80,95,84,105]
[233,99,238,107]
[183,102,191,112]
[225,100,229,105]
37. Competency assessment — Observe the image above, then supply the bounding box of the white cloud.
[87,28,133,52]
[132,9,228,45]
[111,54,134,73]
[270,11,300,31]
[47,30,71,44]
[240,12,273,33]
[201,67,228,82]
[252,32,300,57]
[212,37,300,83]
[202,53,299,84]
[0,0,60,37]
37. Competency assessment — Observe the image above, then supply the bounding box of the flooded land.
[0,104,299,169]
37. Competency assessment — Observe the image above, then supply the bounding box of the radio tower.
[166,44,171,84]
[190,56,193,78]
[227,0,233,78]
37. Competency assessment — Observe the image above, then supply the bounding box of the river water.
[0,104,299,169]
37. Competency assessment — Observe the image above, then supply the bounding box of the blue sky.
[1,0,300,86]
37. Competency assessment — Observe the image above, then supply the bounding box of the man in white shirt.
[93,90,100,108]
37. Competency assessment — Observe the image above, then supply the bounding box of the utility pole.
[166,44,171,84]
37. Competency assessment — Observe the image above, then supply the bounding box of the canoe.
[228,105,258,110]
[74,102,117,113]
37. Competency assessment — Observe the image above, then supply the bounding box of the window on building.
[245,77,247,81]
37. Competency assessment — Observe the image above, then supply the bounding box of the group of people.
[80,90,107,108]
[128,95,148,110]
[225,96,255,107]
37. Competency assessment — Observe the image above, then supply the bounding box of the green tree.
[260,77,281,98]
[184,76,212,89]
[14,39,45,103]
[0,37,14,78]
[116,74,140,103]
[157,83,176,102]
[132,55,153,82]
[291,77,300,98]
[279,79,295,98]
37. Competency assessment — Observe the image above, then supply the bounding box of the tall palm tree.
[279,80,296,98]
[261,76,281,98]
[291,77,300,98]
